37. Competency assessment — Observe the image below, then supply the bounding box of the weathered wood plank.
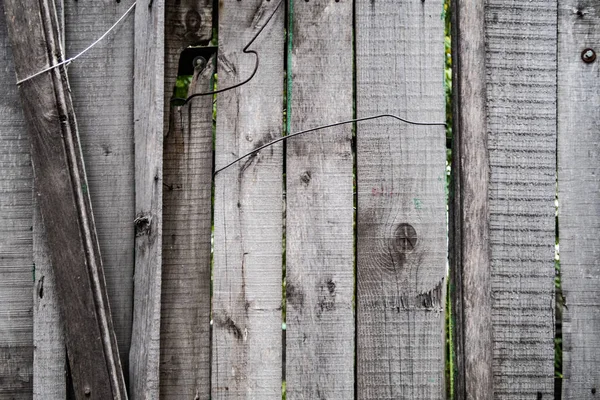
[355,0,447,398]
[0,1,33,396]
[485,0,557,397]
[285,0,354,398]
[449,0,492,398]
[130,0,165,397]
[212,0,283,397]
[64,0,136,380]
[3,0,129,396]
[160,45,214,400]
[558,2,600,398]
[33,206,66,399]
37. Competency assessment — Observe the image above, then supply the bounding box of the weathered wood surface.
[4,0,129,397]
[131,0,165,397]
[355,0,447,398]
[286,0,354,398]
[558,1,600,398]
[0,1,33,396]
[449,0,492,398]
[160,42,214,400]
[65,0,136,380]
[485,0,557,397]
[33,206,66,399]
[212,0,283,397]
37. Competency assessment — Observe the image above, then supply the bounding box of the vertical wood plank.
[485,0,557,397]
[558,1,600,398]
[160,0,213,392]
[130,0,165,397]
[449,0,492,398]
[355,0,447,398]
[285,0,354,398]
[212,0,283,397]
[0,0,33,396]
[64,0,136,379]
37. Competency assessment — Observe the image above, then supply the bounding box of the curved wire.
[170,0,284,105]
[213,114,447,176]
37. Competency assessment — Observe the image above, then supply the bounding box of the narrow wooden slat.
[485,0,557,397]
[212,0,283,397]
[285,0,354,398]
[64,0,136,378]
[558,1,600,398]
[3,0,129,396]
[130,0,165,397]
[355,0,447,398]
[0,0,33,396]
[449,0,492,398]
[160,0,213,391]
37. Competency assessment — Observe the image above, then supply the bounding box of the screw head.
[582,48,596,63]
[193,56,207,71]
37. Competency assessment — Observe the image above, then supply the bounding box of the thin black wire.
[213,114,447,176]
[170,0,284,105]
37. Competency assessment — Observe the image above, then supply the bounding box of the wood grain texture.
[3,0,129,396]
[160,56,214,400]
[130,0,165,397]
[33,206,66,399]
[450,0,492,398]
[557,1,600,398]
[355,0,447,398]
[212,0,283,397]
[0,1,33,396]
[285,0,354,398]
[485,0,557,397]
[64,0,136,379]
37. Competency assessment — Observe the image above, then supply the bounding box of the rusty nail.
[582,48,596,63]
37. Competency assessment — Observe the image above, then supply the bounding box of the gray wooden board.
[33,205,66,399]
[64,0,136,380]
[355,0,447,398]
[0,0,33,396]
[485,0,557,397]
[212,0,284,397]
[557,1,600,398]
[450,0,493,398]
[160,57,214,400]
[130,0,165,397]
[285,0,354,398]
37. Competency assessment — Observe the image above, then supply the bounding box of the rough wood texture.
[160,55,214,400]
[450,0,492,398]
[130,0,165,397]
[212,0,283,397]
[33,206,66,399]
[558,2,600,398]
[0,1,33,396]
[485,0,557,397]
[65,0,136,379]
[285,0,354,398]
[3,0,129,397]
[355,0,447,398]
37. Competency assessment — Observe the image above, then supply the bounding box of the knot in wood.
[393,223,417,254]
[185,10,202,33]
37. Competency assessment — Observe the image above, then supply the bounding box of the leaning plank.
[285,0,354,398]
[449,0,492,398]
[160,0,213,391]
[485,0,557,397]
[0,1,33,396]
[355,0,447,398]
[558,1,600,398]
[3,0,128,397]
[64,0,136,379]
[212,0,284,397]
[130,0,165,397]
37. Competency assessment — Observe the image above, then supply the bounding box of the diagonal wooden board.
[2,0,128,397]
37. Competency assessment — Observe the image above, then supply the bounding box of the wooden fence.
[0,0,598,398]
